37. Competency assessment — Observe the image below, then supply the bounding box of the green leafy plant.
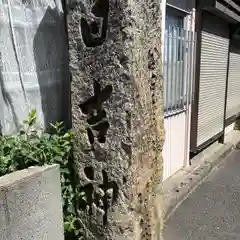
[0,110,84,239]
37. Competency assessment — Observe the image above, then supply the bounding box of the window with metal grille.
[164,12,195,117]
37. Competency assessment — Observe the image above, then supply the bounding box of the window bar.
[170,25,175,112]
[191,32,197,104]
[179,28,183,110]
[172,26,177,112]
[163,32,166,111]
[182,30,187,109]
[165,29,170,114]
[188,31,194,110]
[186,31,191,111]
[186,31,192,110]
[175,27,180,110]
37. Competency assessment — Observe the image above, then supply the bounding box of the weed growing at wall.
[0,110,84,239]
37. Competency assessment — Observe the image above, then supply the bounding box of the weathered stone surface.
[67,0,164,239]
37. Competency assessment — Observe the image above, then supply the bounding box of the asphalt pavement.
[163,150,240,240]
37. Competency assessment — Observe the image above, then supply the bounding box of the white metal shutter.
[197,12,229,146]
[226,40,240,119]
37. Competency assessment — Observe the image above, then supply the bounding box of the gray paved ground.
[163,150,240,240]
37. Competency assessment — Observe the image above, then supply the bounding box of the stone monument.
[67,0,164,239]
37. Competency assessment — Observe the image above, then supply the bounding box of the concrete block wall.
[0,165,64,240]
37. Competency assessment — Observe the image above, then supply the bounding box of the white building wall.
[162,2,196,181]
[163,112,187,180]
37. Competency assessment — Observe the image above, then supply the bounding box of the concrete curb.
[162,130,240,223]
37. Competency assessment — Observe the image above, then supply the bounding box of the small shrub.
[0,110,84,239]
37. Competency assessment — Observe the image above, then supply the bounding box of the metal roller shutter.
[197,12,229,146]
[226,40,240,119]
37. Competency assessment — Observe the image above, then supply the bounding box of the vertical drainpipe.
[190,0,202,157]
[184,5,196,167]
